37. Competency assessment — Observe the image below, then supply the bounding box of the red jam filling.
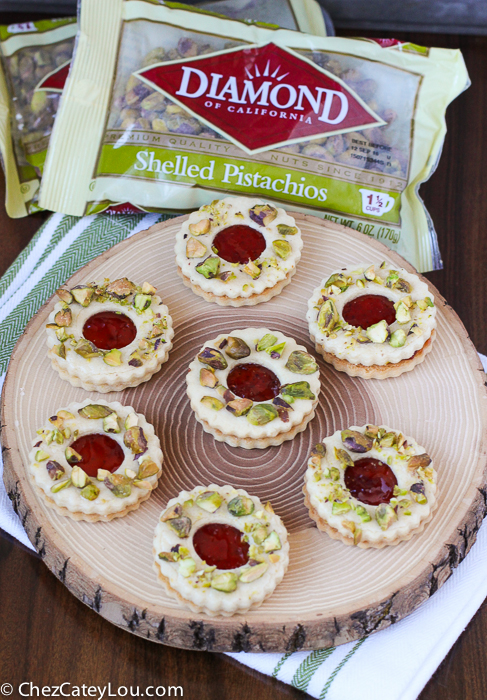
[227,362,281,402]
[193,523,249,570]
[83,311,137,350]
[344,457,397,506]
[212,225,266,264]
[69,434,124,478]
[342,294,396,329]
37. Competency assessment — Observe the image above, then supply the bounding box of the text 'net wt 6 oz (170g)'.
[39,1,469,271]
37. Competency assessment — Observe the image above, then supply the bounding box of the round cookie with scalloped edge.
[28,399,163,522]
[303,424,437,548]
[186,328,320,449]
[46,277,174,393]
[175,196,302,306]
[307,263,437,379]
[153,484,289,617]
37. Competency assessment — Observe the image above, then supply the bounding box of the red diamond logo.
[35,60,70,93]
[136,42,385,154]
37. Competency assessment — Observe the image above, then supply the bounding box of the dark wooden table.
[1,17,487,700]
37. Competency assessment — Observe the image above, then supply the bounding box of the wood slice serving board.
[3,214,487,653]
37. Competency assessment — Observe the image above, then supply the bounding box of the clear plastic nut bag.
[0,17,77,216]
[40,3,468,271]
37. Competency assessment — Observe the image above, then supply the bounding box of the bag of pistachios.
[0,17,77,216]
[40,1,468,271]
[0,2,329,218]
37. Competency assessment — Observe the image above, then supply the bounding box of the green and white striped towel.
[1,212,486,700]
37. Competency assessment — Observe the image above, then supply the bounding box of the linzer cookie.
[40,0,468,271]
[46,277,174,392]
[307,263,437,379]
[175,197,302,306]
[153,484,289,616]
[28,400,163,522]
[187,328,320,448]
[303,425,437,548]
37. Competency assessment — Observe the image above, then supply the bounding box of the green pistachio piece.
[375,503,397,530]
[78,404,113,419]
[186,237,207,258]
[71,285,95,306]
[138,458,159,480]
[247,403,278,426]
[317,299,338,332]
[407,453,432,471]
[198,346,228,370]
[196,255,220,279]
[276,224,298,236]
[141,281,157,295]
[324,273,348,291]
[228,496,255,517]
[124,413,138,430]
[356,505,372,522]
[332,502,351,515]
[395,301,411,324]
[133,293,152,312]
[389,329,407,347]
[329,467,340,481]
[103,412,120,433]
[200,368,218,388]
[201,396,225,411]
[65,446,82,464]
[53,343,66,359]
[103,348,122,366]
[106,278,136,299]
[167,516,192,538]
[280,381,315,400]
[263,531,281,552]
[211,571,238,592]
[104,473,132,498]
[285,350,318,375]
[225,336,251,360]
[56,288,73,304]
[46,460,65,480]
[71,466,89,488]
[334,447,354,468]
[226,398,253,417]
[252,525,268,544]
[196,491,224,513]
[380,432,397,448]
[55,327,69,342]
[239,562,268,583]
[158,551,178,562]
[385,270,399,288]
[265,342,286,358]
[396,278,412,294]
[74,338,102,358]
[249,203,277,226]
[51,478,72,493]
[189,218,211,235]
[243,261,261,279]
[341,429,373,453]
[272,240,292,260]
[256,334,278,351]
[128,350,143,367]
[80,483,100,501]
[178,557,196,577]
[148,319,167,338]
[35,450,50,462]
[160,503,183,521]
[124,426,148,454]
[366,319,389,343]
[363,265,375,281]
[54,308,72,327]
[364,425,379,439]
